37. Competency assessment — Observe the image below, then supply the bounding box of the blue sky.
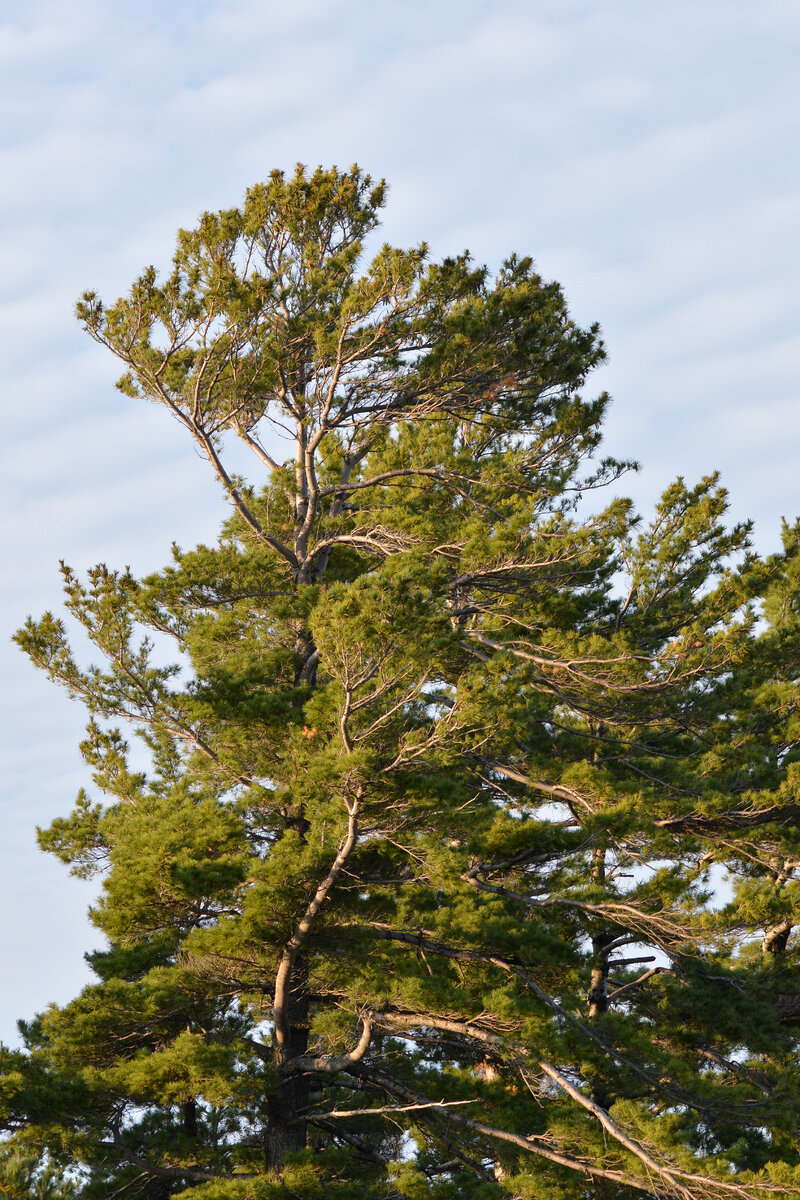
[1,0,799,1042]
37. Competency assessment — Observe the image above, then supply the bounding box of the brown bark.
[587,846,613,1112]
[266,958,311,1170]
[182,1099,198,1138]
[587,850,611,1019]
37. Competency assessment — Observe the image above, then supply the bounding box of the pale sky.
[1,0,799,1043]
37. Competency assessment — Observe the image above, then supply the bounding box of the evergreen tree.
[0,1146,78,1200]
[4,166,800,1198]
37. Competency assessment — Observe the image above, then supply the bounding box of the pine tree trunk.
[588,849,611,1019]
[266,959,310,1170]
[182,1099,197,1138]
[588,846,613,1110]
[266,576,317,1169]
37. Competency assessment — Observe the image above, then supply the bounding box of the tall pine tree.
[4,166,800,1198]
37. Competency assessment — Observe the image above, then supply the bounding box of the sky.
[1,0,799,1044]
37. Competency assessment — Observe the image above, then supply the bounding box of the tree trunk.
[266,958,311,1170]
[588,849,611,1019]
[588,846,613,1110]
[182,1099,197,1138]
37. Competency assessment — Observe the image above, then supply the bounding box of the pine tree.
[4,166,800,1198]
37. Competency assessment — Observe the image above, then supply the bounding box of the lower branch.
[539,1060,692,1199]
[292,1010,374,1072]
[308,1098,479,1120]
[333,1064,789,1200]
[364,926,766,1122]
[99,1138,225,1185]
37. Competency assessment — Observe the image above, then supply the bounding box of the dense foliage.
[3,166,800,1198]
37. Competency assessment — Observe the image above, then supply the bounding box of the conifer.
[4,166,800,1198]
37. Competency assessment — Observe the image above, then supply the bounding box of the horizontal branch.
[292,1012,374,1073]
[304,1098,478,1121]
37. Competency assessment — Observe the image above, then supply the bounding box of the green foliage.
[6,165,800,1199]
[0,1146,79,1198]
